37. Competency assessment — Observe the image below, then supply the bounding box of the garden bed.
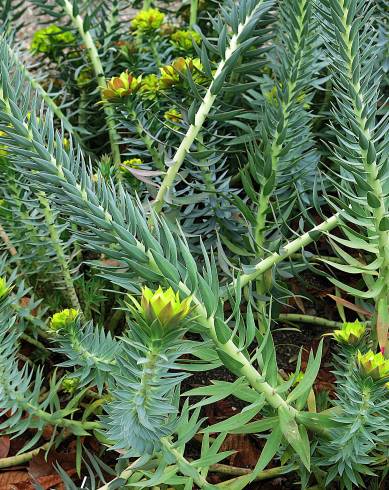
[0,0,388,489]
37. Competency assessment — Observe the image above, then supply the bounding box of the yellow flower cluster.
[140,286,192,328]
[357,350,389,381]
[102,71,141,100]
[160,57,204,88]
[333,320,365,345]
[62,376,80,394]
[139,74,161,100]
[0,277,9,299]
[131,8,165,33]
[120,159,143,185]
[31,25,75,55]
[164,108,182,125]
[123,158,142,168]
[50,308,78,331]
[171,29,201,51]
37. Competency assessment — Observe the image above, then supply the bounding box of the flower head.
[31,25,75,55]
[50,308,78,331]
[120,159,143,187]
[102,71,141,100]
[131,8,165,33]
[139,74,161,100]
[171,29,201,51]
[62,376,80,394]
[123,158,143,169]
[140,286,191,328]
[0,277,9,299]
[357,350,389,381]
[160,57,204,88]
[333,320,366,345]
[164,108,182,125]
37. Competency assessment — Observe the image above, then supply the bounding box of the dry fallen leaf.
[5,473,74,490]
[327,294,372,317]
[0,471,29,489]
[0,436,10,458]
[29,448,76,479]
[221,434,259,468]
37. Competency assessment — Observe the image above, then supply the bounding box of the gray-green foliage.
[0,0,388,488]
[318,0,389,348]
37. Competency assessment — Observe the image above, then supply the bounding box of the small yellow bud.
[139,74,161,100]
[102,71,141,100]
[164,108,182,125]
[62,376,80,394]
[131,8,165,33]
[159,57,205,88]
[357,350,389,381]
[30,25,75,55]
[50,308,78,331]
[121,159,143,182]
[140,286,191,328]
[123,158,142,169]
[170,29,201,51]
[0,277,10,299]
[333,320,365,345]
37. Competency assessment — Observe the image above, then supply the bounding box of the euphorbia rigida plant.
[0,0,388,488]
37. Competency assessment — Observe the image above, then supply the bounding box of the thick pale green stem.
[254,0,309,253]
[253,0,310,326]
[208,316,296,413]
[21,333,48,352]
[231,213,340,292]
[212,463,298,484]
[97,458,142,490]
[62,0,121,166]
[179,282,297,414]
[0,376,101,434]
[190,0,198,27]
[278,314,344,329]
[337,0,389,353]
[22,403,100,432]
[152,2,265,212]
[0,442,50,469]
[38,193,82,314]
